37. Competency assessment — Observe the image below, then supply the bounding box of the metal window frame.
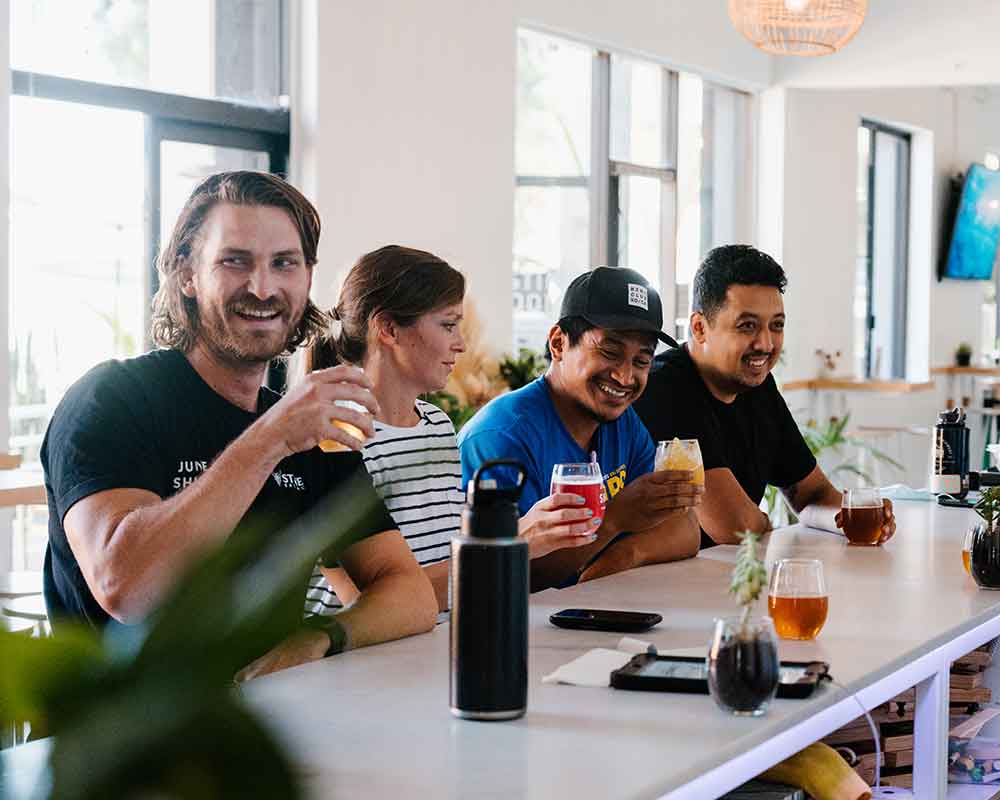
[12,69,291,351]
[861,119,911,380]
[604,56,679,326]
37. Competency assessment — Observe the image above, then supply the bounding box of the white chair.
[0,570,42,599]
[3,594,49,637]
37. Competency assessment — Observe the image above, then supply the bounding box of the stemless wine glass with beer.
[319,400,369,452]
[655,438,705,486]
[550,463,606,524]
[837,488,885,546]
[767,558,828,640]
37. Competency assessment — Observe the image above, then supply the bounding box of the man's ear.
[179,263,196,298]
[689,312,710,345]
[547,325,567,362]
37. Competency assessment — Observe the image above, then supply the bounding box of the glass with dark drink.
[839,488,885,546]
[707,617,780,717]
[767,558,828,640]
[550,462,606,523]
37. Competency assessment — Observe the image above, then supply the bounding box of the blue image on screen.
[945,163,1000,280]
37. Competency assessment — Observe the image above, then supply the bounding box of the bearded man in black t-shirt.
[40,171,436,679]
[633,245,896,548]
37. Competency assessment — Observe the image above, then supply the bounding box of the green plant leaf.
[0,626,105,730]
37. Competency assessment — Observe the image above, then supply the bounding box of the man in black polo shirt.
[633,245,895,547]
[41,171,436,679]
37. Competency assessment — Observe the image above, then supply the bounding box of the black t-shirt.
[41,349,395,631]
[632,346,816,546]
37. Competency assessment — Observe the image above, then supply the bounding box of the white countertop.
[238,500,994,799]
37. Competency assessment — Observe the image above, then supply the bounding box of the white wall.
[517,0,771,91]
[292,0,771,349]
[778,85,1000,484]
[775,0,1000,89]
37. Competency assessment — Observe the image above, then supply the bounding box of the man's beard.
[197,299,303,366]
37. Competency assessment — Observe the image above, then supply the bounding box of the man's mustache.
[228,297,288,315]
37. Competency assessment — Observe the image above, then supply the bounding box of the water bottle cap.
[938,407,967,425]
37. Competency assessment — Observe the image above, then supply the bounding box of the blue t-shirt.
[457,377,656,515]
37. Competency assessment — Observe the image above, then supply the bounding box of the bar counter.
[241,500,990,799]
[2,500,994,799]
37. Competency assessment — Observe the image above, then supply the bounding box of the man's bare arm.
[63,423,295,623]
[698,467,772,545]
[63,366,378,623]
[578,509,700,582]
[530,470,701,589]
[323,557,450,613]
[781,464,841,512]
[334,530,437,646]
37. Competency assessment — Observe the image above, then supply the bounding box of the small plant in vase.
[956,342,973,367]
[707,532,781,716]
[969,487,1000,589]
[814,348,842,379]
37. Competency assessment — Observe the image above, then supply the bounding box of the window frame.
[12,69,290,342]
[859,118,911,380]
[512,30,754,352]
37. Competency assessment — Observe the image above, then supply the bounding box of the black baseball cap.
[559,267,679,348]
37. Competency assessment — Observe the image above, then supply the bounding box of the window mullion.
[590,51,610,268]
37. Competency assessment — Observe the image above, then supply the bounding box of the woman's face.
[392,302,465,393]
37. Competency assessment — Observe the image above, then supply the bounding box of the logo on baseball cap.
[559,267,679,348]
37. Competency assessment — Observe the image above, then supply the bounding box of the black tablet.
[610,653,829,699]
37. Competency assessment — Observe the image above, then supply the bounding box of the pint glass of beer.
[963,528,975,575]
[767,558,828,640]
[551,462,606,522]
[839,488,885,546]
[318,400,369,453]
[655,438,705,486]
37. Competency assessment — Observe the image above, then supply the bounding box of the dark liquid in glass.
[708,637,780,713]
[970,528,1000,589]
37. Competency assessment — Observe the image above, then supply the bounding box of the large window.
[9,0,289,469]
[855,120,911,380]
[7,1,289,571]
[513,29,753,352]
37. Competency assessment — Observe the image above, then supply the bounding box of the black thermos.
[450,459,529,720]
[932,407,970,499]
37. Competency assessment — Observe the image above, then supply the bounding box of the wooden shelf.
[932,366,1000,376]
[781,378,936,394]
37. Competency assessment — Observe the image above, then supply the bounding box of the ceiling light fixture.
[728,0,868,57]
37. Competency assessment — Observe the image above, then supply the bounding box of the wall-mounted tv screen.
[943,163,1000,280]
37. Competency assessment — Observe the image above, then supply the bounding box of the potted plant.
[956,342,973,367]
[970,487,1000,590]
[707,532,780,716]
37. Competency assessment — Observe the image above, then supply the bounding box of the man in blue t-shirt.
[459,267,702,590]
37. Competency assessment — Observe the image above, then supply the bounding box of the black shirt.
[632,346,816,546]
[41,349,395,631]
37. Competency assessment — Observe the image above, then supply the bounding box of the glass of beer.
[319,400,369,453]
[767,558,829,640]
[655,438,705,486]
[551,462,606,522]
[840,488,885,546]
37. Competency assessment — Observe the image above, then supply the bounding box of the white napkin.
[541,637,658,687]
[880,484,937,502]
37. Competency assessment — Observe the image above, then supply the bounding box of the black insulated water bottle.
[450,459,529,720]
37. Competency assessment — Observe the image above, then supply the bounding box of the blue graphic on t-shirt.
[457,377,655,516]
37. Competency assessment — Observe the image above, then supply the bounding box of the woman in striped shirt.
[304,245,598,617]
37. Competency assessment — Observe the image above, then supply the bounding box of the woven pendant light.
[728,0,868,57]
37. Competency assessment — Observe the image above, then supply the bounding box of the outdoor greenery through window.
[512,28,752,353]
